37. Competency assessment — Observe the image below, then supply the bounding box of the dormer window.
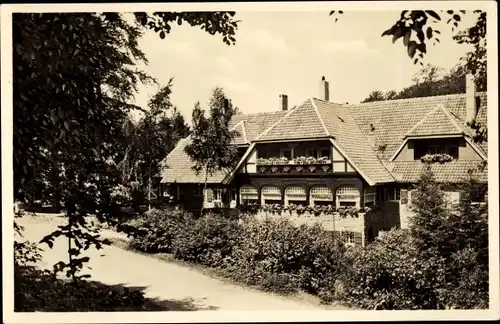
[414,138,460,160]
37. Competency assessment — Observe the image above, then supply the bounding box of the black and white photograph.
[1,1,498,323]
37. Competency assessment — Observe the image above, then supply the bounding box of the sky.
[130,10,478,124]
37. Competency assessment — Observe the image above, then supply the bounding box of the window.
[285,185,307,205]
[214,189,223,202]
[230,189,237,202]
[306,148,318,158]
[364,187,377,207]
[280,148,293,160]
[384,188,400,201]
[340,231,355,246]
[336,185,360,208]
[261,185,281,204]
[310,185,333,206]
[414,138,460,160]
[204,188,213,203]
[319,147,331,159]
[240,185,258,203]
[428,144,443,155]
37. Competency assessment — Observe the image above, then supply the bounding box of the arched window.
[284,185,306,206]
[336,185,360,208]
[240,185,258,204]
[261,185,281,205]
[310,185,333,206]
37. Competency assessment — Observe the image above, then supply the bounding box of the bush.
[220,217,345,296]
[339,229,446,310]
[171,212,242,268]
[15,266,147,311]
[127,207,193,253]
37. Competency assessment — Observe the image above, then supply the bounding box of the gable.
[405,104,463,137]
[257,100,328,141]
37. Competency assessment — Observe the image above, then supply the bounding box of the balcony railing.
[256,156,332,174]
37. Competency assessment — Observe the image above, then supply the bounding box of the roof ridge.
[438,104,467,134]
[309,98,330,137]
[255,98,310,141]
[350,92,466,107]
[241,120,248,144]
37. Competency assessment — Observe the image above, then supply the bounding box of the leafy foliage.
[221,217,346,296]
[171,213,242,267]
[331,10,486,89]
[127,207,194,253]
[340,229,447,310]
[184,88,240,215]
[15,266,149,312]
[117,80,190,206]
[14,11,240,281]
[360,64,475,103]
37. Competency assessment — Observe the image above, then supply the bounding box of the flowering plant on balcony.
[294,156,317,165]
[420,153,453,164]
[337,206,360,218]
[261,203,284,215]
[238,201,260,214]
[316,156,331,164]
[310,204,336,216]
[256,157,290,165]
[293,156,331,165]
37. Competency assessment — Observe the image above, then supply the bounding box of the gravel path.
[15,213,348,311]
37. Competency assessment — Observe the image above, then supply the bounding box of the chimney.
[319,76,329,101]
[279,94,288,111]
[465,73,477,125]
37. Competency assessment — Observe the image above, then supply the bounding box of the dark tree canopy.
[14,11,239,280]
[360,64,474,103]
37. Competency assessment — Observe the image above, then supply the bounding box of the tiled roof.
[405,104,464,137]
[230,110,288,142]
[347,92,487,161]
[161,110,288,183]
[160,136,230,184]
[162,91,487,185]
[312,98,395,184]
[388,160,488,183]
[231,121,248,145]
[257,100,328,141]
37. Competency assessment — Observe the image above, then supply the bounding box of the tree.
[360,63,469,103]
[184,88,240,216]
[14,12,239,281]
[409,165,488,308]
[361,90,386,103]
[409,166,453,257]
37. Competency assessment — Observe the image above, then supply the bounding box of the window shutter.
[205,188,213,203]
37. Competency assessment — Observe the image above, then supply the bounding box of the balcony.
[256,156,333,175]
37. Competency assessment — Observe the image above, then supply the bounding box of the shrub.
[221,217,345,296]
[127,207,193,253]
[15,266,147,311]
[171,212,242,268]
[339,229,447,310]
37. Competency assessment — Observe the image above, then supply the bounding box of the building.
[159,75,488,246]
